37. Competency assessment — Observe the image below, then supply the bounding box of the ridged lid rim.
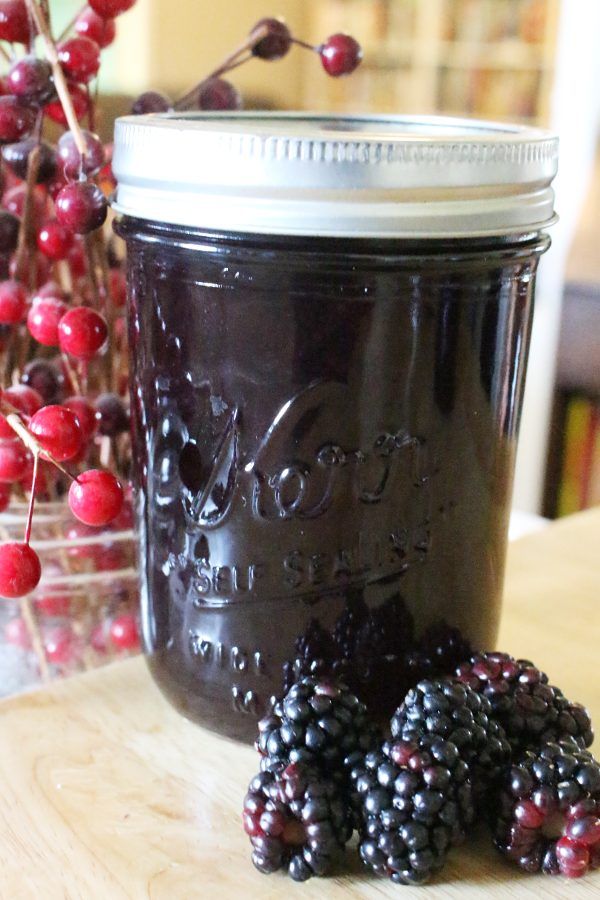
[112,112,559,238]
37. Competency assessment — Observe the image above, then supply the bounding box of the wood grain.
[0,509,599,899]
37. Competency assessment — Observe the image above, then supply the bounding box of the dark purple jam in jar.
[112,114,558,741]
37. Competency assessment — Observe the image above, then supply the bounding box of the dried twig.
[24,0,88,155]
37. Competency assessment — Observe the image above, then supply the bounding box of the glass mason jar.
[113,114,557,741]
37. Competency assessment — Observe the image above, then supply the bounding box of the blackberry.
[391,678,511,791]
[493,739,600,878]
[351,736,476,884]
[456,651,593,752]
[282,594,417,717]
[256,676,379,776]
[243,762,352,880]
[281,618,334,695]
[405,623,472,685]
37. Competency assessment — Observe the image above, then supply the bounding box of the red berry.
[37,219,73,260]
[319,33,363,77]
[0,542,41,598]
[56,182,107,234]
[0,482,10,511]
[45,83,89,126]
[4,616,31,647]
[46,171,67,202]
[0,96,36,143]
[68,469,123,526]
[63,519,100,559]
[95,392,129,436]
[89,0,135,17]
[4,383,43,416]
[35,281,69,302]
[0,279,27,324]
[29,404,83,462]
[0,0,31,44]
[7,57,55,105]
[58,306,108,359]
[95,542,125,570]
[3,184,46,225]
[130,90,171,115]
[8,251,51,288]
[57,129,105,179]
[90,623,107,653]
[44,625,77,665]
[197,78,242,111]
[250,18,292,60]
[75,7,116,48]
[64,396,97,442]
[35,591,71,616]
[556,837,589,877]
[27,297,67,346]
[36,595,70,617]
[109,613,139,650]
[0,439,28,481]
[0,415,15,440]
[2,138,57,183]
[58,36,101,83]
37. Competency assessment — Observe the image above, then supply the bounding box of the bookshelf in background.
[303,0,560,124]
[544,276,600,520]
[544,392,600,518]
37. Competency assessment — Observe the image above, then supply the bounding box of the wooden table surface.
[1,508,599,899]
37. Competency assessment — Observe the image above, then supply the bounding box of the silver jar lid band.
[112,112,559,239]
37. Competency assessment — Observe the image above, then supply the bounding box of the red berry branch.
[0,0,361,674]
[135,18,363,114]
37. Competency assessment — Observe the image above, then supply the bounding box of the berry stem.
[5,411,40,453]
[211,53,252,77]
[174,21,270,110]
[16,329,33,384]
[24,0,88,157]
[78,358,88,396]
[91,229,117,390]
[1,324,20,391]
[40,0,51,31]
[14,142,41,285]
[292,37,317,52]
[84,234,102,309]
[0,44,12,65]
[23,451,38,544]
[61,351,82,396]
[56,259,74,295]
[19,595,51,682]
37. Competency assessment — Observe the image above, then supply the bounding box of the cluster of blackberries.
[244,677,378,880]
[243,651,598,885]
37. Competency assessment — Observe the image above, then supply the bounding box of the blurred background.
[57,0,600,521]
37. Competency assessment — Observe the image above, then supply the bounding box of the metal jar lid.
[111,112,558,239]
